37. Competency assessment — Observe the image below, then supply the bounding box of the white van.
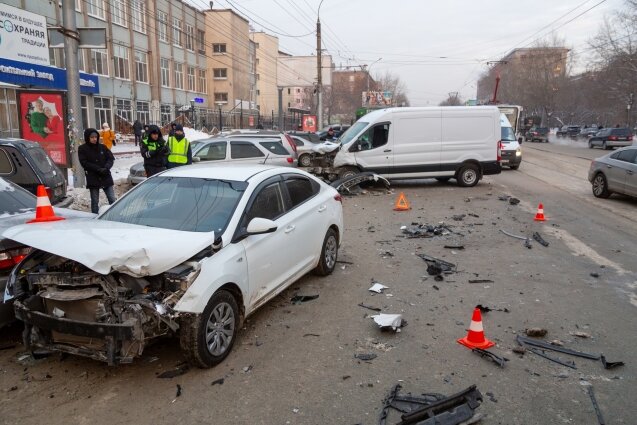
[499,113,522,169]
[333,106,502,187]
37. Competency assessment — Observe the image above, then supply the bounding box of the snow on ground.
[184,127,212,141]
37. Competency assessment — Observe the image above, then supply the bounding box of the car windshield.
[501,127,516,141]
[100,176,248,233]
[340,121,368,145]
[27,147,54,174]
[0,179,35,215]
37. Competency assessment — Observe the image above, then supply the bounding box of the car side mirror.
[192,156,201,162]
[98,204,112,215]
[518,137,523,143]
[246,217,277,235]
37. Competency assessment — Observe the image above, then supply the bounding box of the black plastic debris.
[469,279,493,284]
[355,353,377,361]
[452,214,466,221]
[379,383,483,425]
[157,364,189,379]
[211,378,225,386]
[358,302,382,312]
[587,386,606,425]
[331,171,390,195]
[175,384,182,398]
[444,245,465,250]
[509,197,520,205]
[418,254,457,277]
[590,272,600,278]
[526,347,577,369]
[471,348,508,368]
[498,195,510,201]
[532,232,549,247]
[402,223,453,239]
[291,294,319,304]
[303,333,320,337]
[475,304,509,313]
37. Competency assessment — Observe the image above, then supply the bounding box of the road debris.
[527,347,577,369]
[242,365,253,373]
[499,228,530,241]
[509,197,520,205]
[358,302,382,312]
[469,279,494,284]
[587,386,606,425]
[452,214,466,221]
[417,254,457,277]
[532,232,549,247]
[369,283,390,293]
[291,294,319,304]
[471,348,508,367]
[512,347,526,355]
[444,245,465,250]
[0,342,17,351]
[380,251,394,257]
[371,314,405,332]
[157,364,189,379]
[590,272,600,278]
[378,383,483,425]
[475,304,509,313]
[402,223,453,238]
[211,378,225,386]
[330,172,390,195]
[570,331,591,338]
[525,239,533,249]
[354,353,378,361]
[525,328,548,338]
[175,384,182,398]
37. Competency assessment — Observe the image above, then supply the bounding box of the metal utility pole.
[316,0,324,129]
[277,87,283,130]
[62,0,85,187]
[367,58,382,92]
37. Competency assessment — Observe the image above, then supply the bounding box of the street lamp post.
[316,0,325,130]
[367,58,382,93]
[627,93,634,128]
[190,100,195,129]
[216,102,223,131]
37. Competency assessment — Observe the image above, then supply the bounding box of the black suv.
[525,127,549,143]
[588,128,634,150]
[0,139,69,205]
[556,125,581,137]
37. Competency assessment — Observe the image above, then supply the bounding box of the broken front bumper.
[15,296,136,365]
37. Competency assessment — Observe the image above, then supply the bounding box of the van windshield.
[501,126,516,142]
[340,121,368,145]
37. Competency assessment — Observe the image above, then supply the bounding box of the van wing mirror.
[518,137,523,143]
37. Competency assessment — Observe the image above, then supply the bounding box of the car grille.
[501,151,515,158]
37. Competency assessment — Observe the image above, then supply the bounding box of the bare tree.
[439,93,464,106]
[375,71,410,106]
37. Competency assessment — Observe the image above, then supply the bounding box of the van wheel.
[456,164,480,187]
[298,154,312,167]
[435,177,450,183]
[338,166,359,179]
[180,290,239,368]
[315,228,338,276]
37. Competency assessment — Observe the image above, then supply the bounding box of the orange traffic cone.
[457,307,495,350]
[394,192,411,211]
[27,185,65,223]
[534,203,546,221]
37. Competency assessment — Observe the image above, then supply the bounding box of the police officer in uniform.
[141,125,168,177]
[166,124,192,168]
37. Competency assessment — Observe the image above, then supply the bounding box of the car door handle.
[384,149,392,152]
[284,225,296,233]
[318,205,327,213]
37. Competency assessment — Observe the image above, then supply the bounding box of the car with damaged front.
[2,164,343,367]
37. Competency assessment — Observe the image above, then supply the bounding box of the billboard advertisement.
[362,91,393,107]
[17,90,69,167]
[0,4,49,66]
[302,114,317,132]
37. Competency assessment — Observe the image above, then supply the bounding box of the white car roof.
[159,163,308,182]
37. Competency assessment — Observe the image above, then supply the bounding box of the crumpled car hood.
[2,218,214,277]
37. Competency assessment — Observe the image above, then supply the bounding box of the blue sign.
[194,97,204,103]
[0,57,99,94]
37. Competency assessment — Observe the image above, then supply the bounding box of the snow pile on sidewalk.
[184,127,211,141]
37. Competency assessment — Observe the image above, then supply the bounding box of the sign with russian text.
[17,90,70,167]
[0,57,100,94]
[0,4,49,66]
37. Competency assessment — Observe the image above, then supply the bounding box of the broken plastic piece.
[471,347,508,368]
[157,364,189,379]
[469,279,493,284]
[291,294,319,304]
[371,314,404,331]
[369,283,389,293]
[417,254,456,275]
[517,335,624,369]
[527,347,577,369]
[330,172,390,195]
[532,232,549,247]
[587,386,606,425]
[358,302,382,312]
[354,353,377,361]
[509,197,520,205]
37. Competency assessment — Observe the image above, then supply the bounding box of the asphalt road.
[1,141,635,425]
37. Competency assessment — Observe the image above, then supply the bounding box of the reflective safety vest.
[167,136,189,164]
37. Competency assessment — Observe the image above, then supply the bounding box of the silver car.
[128,138,295,184]
[588,146,637,198]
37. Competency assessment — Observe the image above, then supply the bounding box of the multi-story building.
[330,69,376,122]
[251,32,280,117]
[0,0,211,135]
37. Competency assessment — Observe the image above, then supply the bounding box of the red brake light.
[608,136,617,141]
[497,140,502,162]
[0,247,30,270]
[334,194,342,203]
[286,157,293,163]
[284,134,297,153]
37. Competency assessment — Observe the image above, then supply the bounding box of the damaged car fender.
[333,149,357,169]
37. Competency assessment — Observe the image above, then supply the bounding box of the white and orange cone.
[457,307,495,350]
[27,185,65,223]
[534,203,546,222]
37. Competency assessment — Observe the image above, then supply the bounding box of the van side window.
[357,123,390,151]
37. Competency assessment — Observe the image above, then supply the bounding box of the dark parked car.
[0,178,93,327]
[581,126,600,138]
[588,128,634,150]
[556,125,581,137]
[588,146,637,198]
[0,139,70,206]
[525,127,549,143]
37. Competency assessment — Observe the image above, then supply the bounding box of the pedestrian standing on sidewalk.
[133,119,143,146]
[78,128,116,214]
[141,125,168,177]
[100,123,116,150]
[166,124,192,168]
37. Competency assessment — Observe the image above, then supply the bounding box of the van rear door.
[391,110,441,176]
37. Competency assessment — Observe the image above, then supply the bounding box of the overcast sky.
[191,0,626,105]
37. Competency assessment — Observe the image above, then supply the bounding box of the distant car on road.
[588,146,637,198]
[556,125,581,138]
[0,139,70,206]
[525,127,549,143]
[581,126,600,138]
[588,128,634,150]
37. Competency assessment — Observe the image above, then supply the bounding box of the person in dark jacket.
[78,128,116,214]
[133,120,143,146]
[168,122,177,137]
[166,124,192,168]
[141,124,150,144]
[141,125,168,177]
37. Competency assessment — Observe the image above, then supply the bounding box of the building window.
[256,58,259,65]
[172,17,182,47]
[214,92,228,103]
[174,63,184,90]
[75,0,82,12]
[78,51,86,72]
[213,68,227,79]
[86,0,105,19]
[198,69,207,93]
[160,104,172,125]
[158,11,168,42]
[113,45,130,79]
[256,89,260,96]
[135,51,148,83]
[296,99,301,104]
[213,43,226,54]
[185,25,194,51]
[80,95,89,128]
[94,96,112,128]
[160,58,170,87]
[136,101,150,124]
[111,0,127,27]
[116,99,133,123]
[187,66,196,91]
[287,88,291,95]
[257,74,260,81]
[131,0,146,33]
[197,30,205,54]
[91,49,108,76]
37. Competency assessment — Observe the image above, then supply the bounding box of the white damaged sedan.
[2,164,343,367]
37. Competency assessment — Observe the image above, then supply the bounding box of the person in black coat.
[141,125,168,177]
[78,128,116,214]
[133,120,143,146]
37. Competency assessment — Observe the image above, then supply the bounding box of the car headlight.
[516,148,522,157]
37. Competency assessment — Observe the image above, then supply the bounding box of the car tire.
[298,154,312,168]
[180,290,239,368]
[510,164,520,170]
[456,164,480,187]
[338,166,359,179]
[314,228,338,276]
[435,177,451,183]
[592,173,611,199]
[588,141,594,149]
